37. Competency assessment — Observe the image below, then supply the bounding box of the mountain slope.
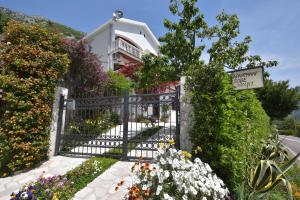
[0,7,84,39]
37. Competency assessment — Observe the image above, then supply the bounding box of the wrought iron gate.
[55,87,180,160]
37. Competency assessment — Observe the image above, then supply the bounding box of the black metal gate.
[55,87,180,160]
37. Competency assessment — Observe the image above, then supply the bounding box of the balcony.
[112,38,143,60]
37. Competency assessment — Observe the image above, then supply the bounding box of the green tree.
[135,54,177,89]
[256,79,300,120]
[136,0,209,88]
[107,70,132,91]
[138,0,277,89]
[159,0,275,191]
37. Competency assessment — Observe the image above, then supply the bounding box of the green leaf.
[282,152,300,174]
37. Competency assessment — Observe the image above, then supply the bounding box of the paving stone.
[85,193,97,200]
[98,172,117,181]
[0,186,5,193]
[18,175,36,185]
[5,181,19,190]
[73,161,133,200]
[0,178,12,186]
[94,186,111,198]
[72,197,83,200]
[74,187,93,199]
[106,190,127,200]
[88,180,111,189]
[32,167,49,175]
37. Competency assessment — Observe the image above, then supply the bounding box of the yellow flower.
[52,193,58,200]
[181,151,192,159]
[194,146,202,154]
[159,141,167,149]
[168,139,175,145]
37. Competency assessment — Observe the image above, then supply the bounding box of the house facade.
[83,16,160,71]
[83,15,178,123]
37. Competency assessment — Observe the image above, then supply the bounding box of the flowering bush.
[127,142,228,200]
[10,157,115,200]
[10,175,69,200]
[0,21,70,175]
[63,39,110,95]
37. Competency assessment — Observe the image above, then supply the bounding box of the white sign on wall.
[230,67,264,90]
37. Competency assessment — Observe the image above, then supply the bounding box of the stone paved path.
[73,161,133,200]
[0,156,86,200]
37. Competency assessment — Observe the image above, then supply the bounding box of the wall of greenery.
[0,21,70,175]
[186,62,270,191]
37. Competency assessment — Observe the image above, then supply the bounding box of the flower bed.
[10,157,117,200]
[123,141,228,200]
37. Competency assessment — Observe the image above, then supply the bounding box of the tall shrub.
[0,21,70,174]
[63,39,110,96]
[107,70,132,92]
[186,62,270,191]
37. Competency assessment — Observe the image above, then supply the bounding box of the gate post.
[54,94,65,155]
[122,89,129,160]
[175,86,181,149]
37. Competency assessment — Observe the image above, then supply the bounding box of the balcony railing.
[112,38,143,60]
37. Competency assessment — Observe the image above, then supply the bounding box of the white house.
[83,14,160,71]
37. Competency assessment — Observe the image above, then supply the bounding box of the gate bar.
[122,89,129,160]
[175,86,180,149]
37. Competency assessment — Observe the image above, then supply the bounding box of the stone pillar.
[180,77,193,152]
[48,87,68,158]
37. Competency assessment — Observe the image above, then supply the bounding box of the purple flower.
[58,182,64,188]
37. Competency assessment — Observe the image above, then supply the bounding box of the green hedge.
[0,21,70,175]
[186,63,270,191]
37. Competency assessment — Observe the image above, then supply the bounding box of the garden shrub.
[63,39,110,96]
[107,70,132,93]
[186,62,270,191]
[0,21,70,175]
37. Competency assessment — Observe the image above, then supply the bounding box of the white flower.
[7,42,11,45]
[156,185,163,195]
[150,170,156,177]
[163,193,174,200]
[160,157,166,165]
[164,170,170,178]
[147,181,152,187]
[190,186,198,195]
[130,146,228,200]
[172,158,180,168]
[134,177,141,184]
[20,192,28,199]
[142,185,147,190]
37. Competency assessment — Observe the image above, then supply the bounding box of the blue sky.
[1,0,299,87]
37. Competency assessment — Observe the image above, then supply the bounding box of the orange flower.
[145,162,150,167]
[144,189,151,196]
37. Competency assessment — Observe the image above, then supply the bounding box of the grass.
[106,126,163,155]
[58,157,117,199]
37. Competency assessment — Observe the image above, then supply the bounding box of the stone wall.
[180,77,193,152]
[48,87,68,157]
